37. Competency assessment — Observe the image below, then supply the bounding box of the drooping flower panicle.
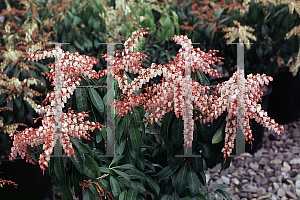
[10,47,103,171]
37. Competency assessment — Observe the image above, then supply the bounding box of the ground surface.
[206,118,300,200]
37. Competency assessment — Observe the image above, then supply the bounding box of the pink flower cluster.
[11,48,103,171]
[205,71,284,157]
[10,27,285,169]
[103,28,284,158]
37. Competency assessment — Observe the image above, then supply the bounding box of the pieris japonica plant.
[9,27,284,199]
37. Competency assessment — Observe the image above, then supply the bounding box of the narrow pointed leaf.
[88,87,104,116]
[145,176,160,196]
[110,176,121,197]
[126,189,138,200]
[187,167,201,196]
[175,162,188,195]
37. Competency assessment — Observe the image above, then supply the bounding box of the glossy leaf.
[171,116,183,148]
[73,16,81,26]
[161,194,175,200]
[126,189,138,200]
[187,167,201,196]
[129,114,142,151]
[112,169,131,185]
[75,87,87,112]
[207,193,217,200]
[88,87,104,116]
[82,188,95,200]
[83,157,97,179]
[175,162,188,195]
[64,15,71,32]
[145,176,160,196]
[56,182,73,200]
[109,155,124,167]
[157,165,177,183]
[85,153,101,177]
[199,143,211,159]
[212,125,223,144]
[125,169,146,179]
[119,190,127,200]
[110,176,121,197]
[112,164,135,170]
[54,157,67,184]
[69,148,83,173]
[214,189,231,200]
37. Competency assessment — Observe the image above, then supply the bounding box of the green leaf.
[207,193,217,200]
[82,187,95,200]
[125,169,146,179]
[187,167,201,196]
[88,87,104,116]
[62,30,68,43]
[145,176,160,196]
[72,165,83,198]
[99,167,111,174]
[93,6,100,18]
[115,118,124,144]
[127,137,137,159]
[157,165,177,183]
[175,162,188,195]
[119,190,128,200]
[35,62,49,73]
[88,15,94,30]
[69,148,83,173]
[130,181,146,193]
[112,168,130,184]
[85,38,93,51]
[171,10,178,21]
[109,155,124,167]
[167,26,175,40]
[129,114,142,151]
[214,189,231,200]
[112,169,131,185]
[210,184,229,191]
[74,39,84,51]
[161,194,175,200]
[196,69,209,86]
[85,153,101,177]
[115,136,126,155]
[160,111,174,155]
[126,189,138,200]
[110,176,121,197]
[136,153,145,171]
[158,28,166,44]
[75,87,88,112]
[83,157,97,179]
[112,164,135,170]
[93,20,100,33]
[212,126,223,144]
[95,0,102,8]
[193,156,207,173]
[199,172,206,186]
[64,16,71,32]
[199,143,211,158]
[123,114,130,137]
[54,157,66,184]
[94,39,100,49]
[73,16,81,26]
[171,116,184,148]
[56,182,73,200]
[95,128,102,143]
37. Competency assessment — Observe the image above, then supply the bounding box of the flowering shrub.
[8,27,284,199]
[103,28,284,158]
[172,0,300,77]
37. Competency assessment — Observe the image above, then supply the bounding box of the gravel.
[206,118,300,200]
